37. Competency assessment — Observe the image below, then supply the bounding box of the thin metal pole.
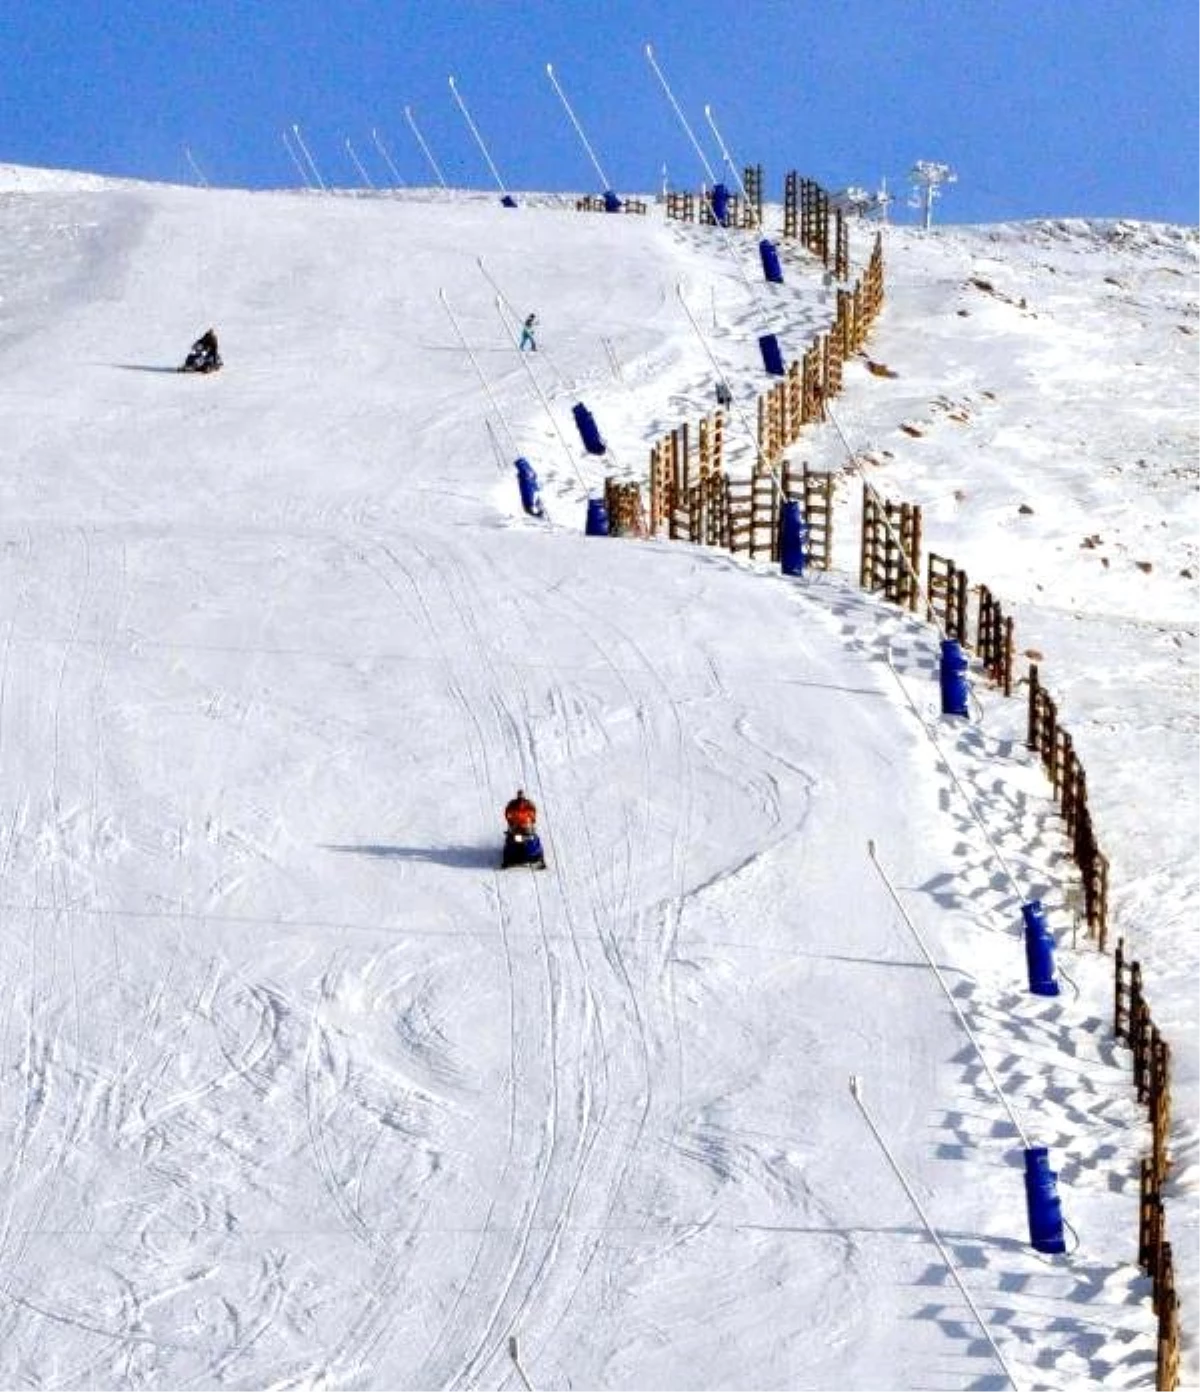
[545,62,612,190]
[476,256,568,392]
[291,123,327,191]
[674,282,782,489]
[645,46,766,309]
[505,307,589,488]
[704,104,759,229]
[404,105,447,188]
[448,75,509,196]
[849,1076,1021,1391]
[371,128,406,186]
[508,1336,535,1392]
[867,840,1031,1146]
[438,288,517,453]
[345,137,375,190]
[183,145,208,187]
[644,43,718,184]
[281,130,312,189]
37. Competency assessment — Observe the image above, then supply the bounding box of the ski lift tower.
[910,160,957,230]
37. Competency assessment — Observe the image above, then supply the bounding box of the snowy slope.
[0,167,1194,1389]
[812,215,1200,1371]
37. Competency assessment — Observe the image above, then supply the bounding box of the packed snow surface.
[0,164,1195,1389]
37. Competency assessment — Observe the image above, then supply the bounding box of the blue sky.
[4,1,1196,223]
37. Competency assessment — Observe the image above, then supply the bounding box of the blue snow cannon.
[939,639,970,717]
[572,402,607,456]
[759,238,784,284]
[514,457,544,517]
[710,182,731,226]
[779,500,808,576]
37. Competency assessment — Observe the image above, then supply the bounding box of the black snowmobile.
[501,827,547,870]
[180,329,222,374]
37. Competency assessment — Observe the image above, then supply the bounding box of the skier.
[180,327,222,374]
[502,789,545,869]
[519,313,537,352]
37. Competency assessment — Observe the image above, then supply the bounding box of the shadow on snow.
[322,842,499,869]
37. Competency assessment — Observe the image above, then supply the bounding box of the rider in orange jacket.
[504,789,537,833]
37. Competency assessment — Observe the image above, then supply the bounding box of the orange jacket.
[505,796,537,831]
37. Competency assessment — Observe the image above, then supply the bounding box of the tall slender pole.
[448,75,509,196]
[183,145,208,187]
[545,62,612,190]
[438,288,516,452]
[291,123,327,192]
[498,297,587,485]
[345,137,375,190]
[704,104,759,229]
[371,128,407,186]
[476,256,567,391]
[404,105,447,188]
[644,44,718,185]
[508,1336,535,1392]
[867,840,1030,1143]
[281,129,312,189]
[645,45,762,308]
[674,282,781,488]
[849,1077,1020,1390]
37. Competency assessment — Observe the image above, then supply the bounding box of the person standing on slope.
[519,313,537,352]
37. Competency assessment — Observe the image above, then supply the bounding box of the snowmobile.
[501,827,546,870]
[180,332,222,374]
[501,789,546,869]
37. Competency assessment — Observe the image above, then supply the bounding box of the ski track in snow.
[0,175,1186,1388]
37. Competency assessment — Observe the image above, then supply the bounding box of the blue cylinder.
[585,496,610,536]
[514,456,544,518]
[758,333,786,377]
[603,189,622,212]
[710,182,731,226]
[1024,1146,1067,1254]
[572,402,607,456]
[1022,900,1061,996]
[501,194,518,208]
[939,639,970,717]
[759,238,785,284]
[779,500,808,576]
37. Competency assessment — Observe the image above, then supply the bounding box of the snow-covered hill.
[0,164,1195,1388]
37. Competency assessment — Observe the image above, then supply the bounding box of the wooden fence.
[927,554,971,643]
[861,485,922,610]
[1116,940,1180,1389]
[925,555,1017,694]
[881,546,1175,1384]
[575,194,648,215]
[783,172,850,279]
[742,163,764,230]
[604,478,647,536]
[1027,665,1110,948]
[643,431,834,569]
[640,185,887,563]
[663,168,761,230]
[596,166,1180,1378]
